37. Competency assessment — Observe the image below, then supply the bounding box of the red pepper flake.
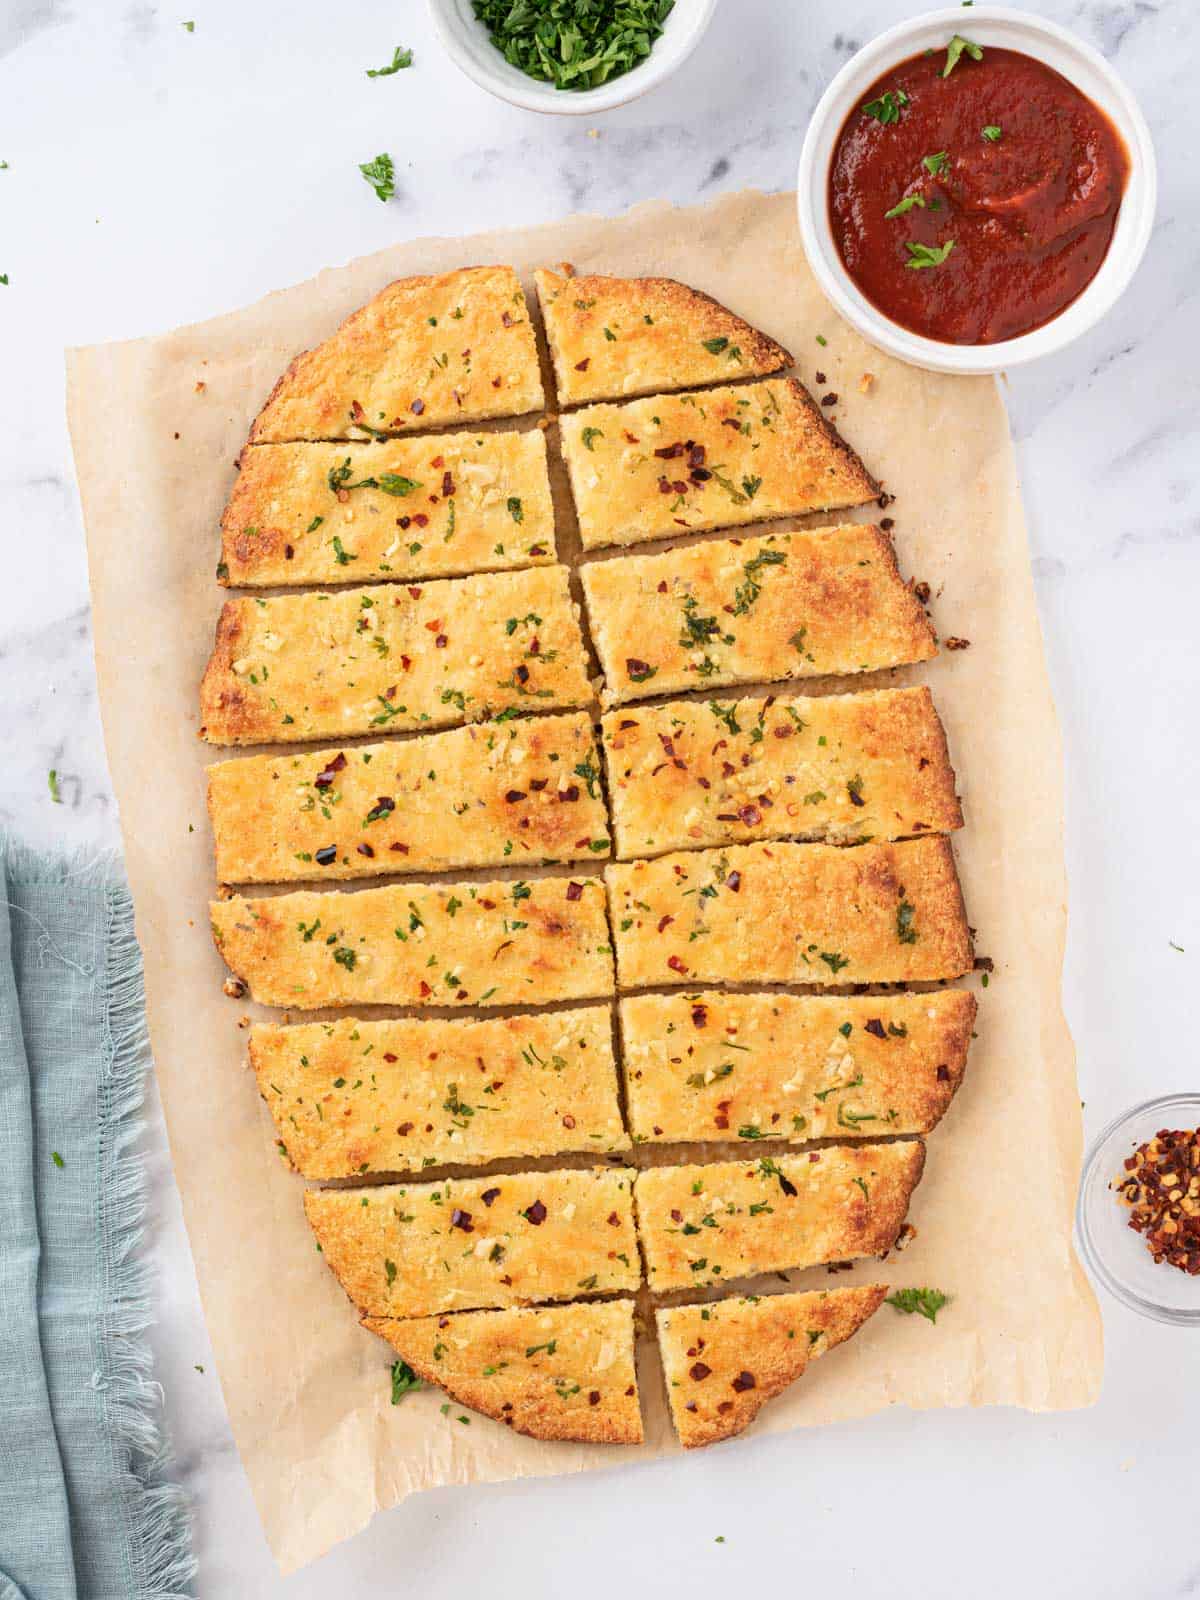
[450,1208,474,1233]
[408,586,423,599]
[524,1199,548,1226]
[689,1362,712,1381]
[414,513,429,529]
[357,843,375,858]
[691,1004,707,1028]
[398,516,411,530]
[575,358,590,371]
[566,881,584,902]
[606,1210,620,1226]
[667,955,688,974]
[737,805,761,827]
[726,871,741,893]
[441,471,455,497]
[821,392,838,407]
[936,1064,951,1081]
[670,1209,683,1223]
[864,1018,887,1039]
[514,664,530,685]
[731,1371,756,1392]
[562,1114,576,1130]
[314,752,348,789]
[481,1187,501,1206]
[431,455,444,469]
[657,915,674,934]
[396,1120,413,1135]
[411,399,425,415]
[880,516,895,531]
[383,1052,399,1063]
[504,789,526,803]
[284,544,294,560]
[492,376,502,388]
[623,431,640,444]
[944,636,971,651]
[419,981,432,998]
[1114,1127,1200,1275]
[588,1390,600,1405]
[558,785,580,803]
[389,842,410,854]
[654,443,685,459]
[528,544,546,557]
[657,476,673,495]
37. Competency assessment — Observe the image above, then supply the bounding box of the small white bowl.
[796,6,1157,374]
[427,0,718,116]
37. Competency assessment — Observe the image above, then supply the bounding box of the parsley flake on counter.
[885,1286,949,1323]
[390,1359,422,1402]
[472,0,675,92]
[48,769,62,803]
[359,152,396,203]
[182,19,194,31]
[51,1150,65,1169]
[368,45,414,77]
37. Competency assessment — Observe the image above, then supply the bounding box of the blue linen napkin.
[0,842,195,1600]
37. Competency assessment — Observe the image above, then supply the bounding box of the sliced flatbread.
[634,1142,925,1292]
[620,989,975,1146]
[252,1006,629,1179]
[364,1299,643,1444]
[207,713,609,886]
[305,1165,639,1317]
[560,380,877,551]
[608,837,972,990]
[219,430,555,588]
[210,873,612,1011]
[602,686,961,859]
[656,1285,886,1448]
[535,266,791,407]
[581,525,936,705]
[199,566,590,746]
[249,266,544,443]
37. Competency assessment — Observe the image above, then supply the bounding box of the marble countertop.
[3,0,1198,1594]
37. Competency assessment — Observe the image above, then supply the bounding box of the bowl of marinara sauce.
[797,7,1156,374]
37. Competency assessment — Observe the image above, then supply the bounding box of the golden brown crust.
[620,989,976,1146]
[220,431,556,587]
[608,837,973,990]
[206,714,609,885]
[248,266,544,443]
[198,566,591,746]
[560,379,878,551]
[210,873,613,1011]
[634,1143,925,1292]
[656,1285,886,1447]
[252,1007,629,1179]
[535,267,791,407]
[305,1165,640,1317]
[602,686,962,859]
[364,1299,643,1444]
[580,525,936,705]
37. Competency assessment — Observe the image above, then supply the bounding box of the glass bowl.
[1076,1093,1200,1326]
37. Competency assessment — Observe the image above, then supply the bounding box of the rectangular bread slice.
[219,430,555,588]
[199,565,591,746]
[249,266,544,442]
[634,1143,925,1292]
[602,686,961,859]
[620,989,975,1146]
[210,873,613,1011]
[656,1285,886,1448]
[608,837,972,990]
[252,1006,629,1179]
[305,1164,639,1317]
[207,713,609,886]
[364,1299,643,1444]
[580,525,935,705]
[535,266,791,407]
[560,379,877,551]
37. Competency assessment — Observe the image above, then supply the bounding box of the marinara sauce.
[828,41,1130,344]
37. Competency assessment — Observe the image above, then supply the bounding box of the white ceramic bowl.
[427,0,718,116]
[797,6,1157,374]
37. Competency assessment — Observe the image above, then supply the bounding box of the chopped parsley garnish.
[896,900,918,944]
[359,151,396,203]
[943,35,982,76]
[390,1360,422,1402]
[472,0,675,92]
[367,45,414,77]
[377,473,422,496]
[701,336,729,354]
[885,194,926,219]
[581,426,604,450]
[732,548,785,615]
[905,240,956,269]
[506,497,524,523]
[862,88,908,125]
[885,1287,949,1323]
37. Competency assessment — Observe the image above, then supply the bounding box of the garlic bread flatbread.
[207,714,609,885]
[219,430,555,587]
[249,266,544,443]
[199,566,590,746]
[635,1143,925,1292]
[657,1285,886,1448]
[535,267,791,407]
[211,873,613,1010]
[364,1299,643,1444]
[602,686,961,859]
[620,989,975,1146]
[581,525,936,704]
[560,380,877,551]
[608,838,972,990]
[305,1165,639,1317]
[252,1006,628,1179]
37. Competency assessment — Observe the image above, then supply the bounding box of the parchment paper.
[66,191,1102,1575]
